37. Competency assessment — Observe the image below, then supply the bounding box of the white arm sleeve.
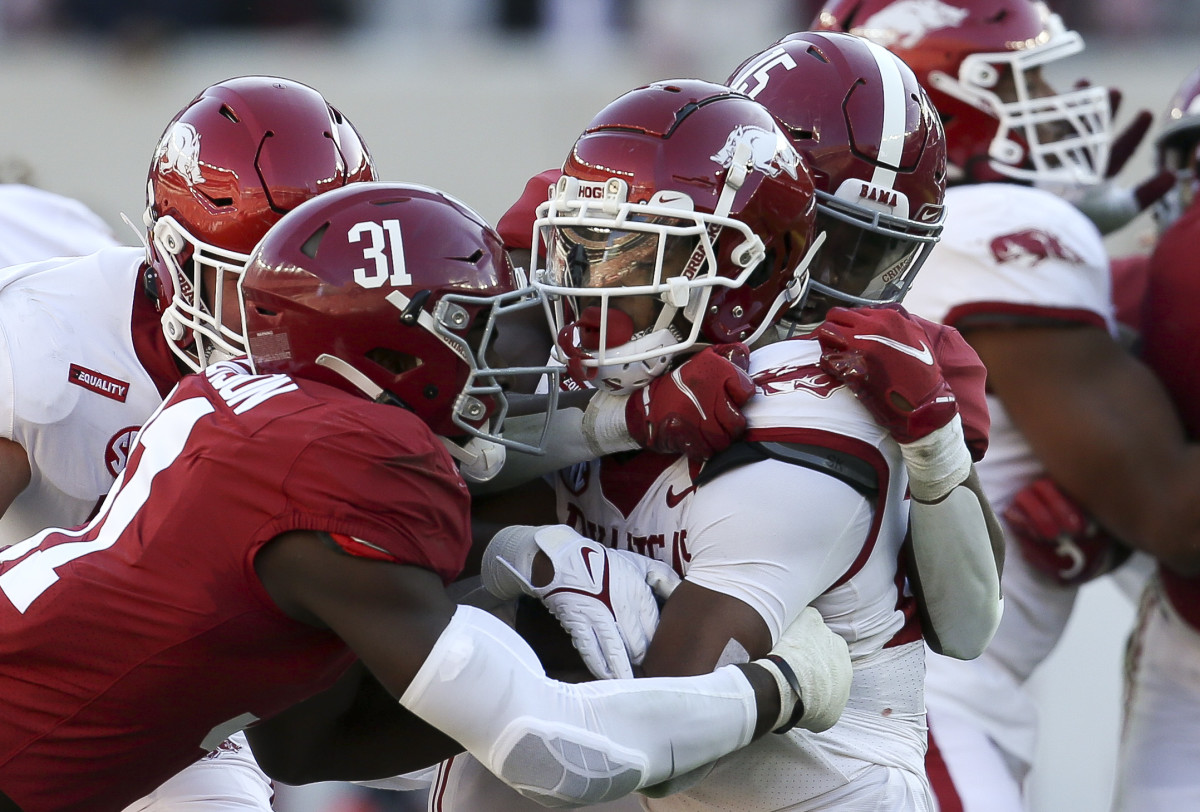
[400,605,757,808]
[900,418,1004,660]
[907,476,1004,660]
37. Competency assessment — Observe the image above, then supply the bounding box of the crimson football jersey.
[1137,202,1200,631]
[0,360,470,812]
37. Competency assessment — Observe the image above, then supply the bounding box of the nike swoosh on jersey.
[852,334,934,365]
[665,484,697,508]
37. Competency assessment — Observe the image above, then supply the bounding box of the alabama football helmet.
[728,31,946,323]
[239,182,557,480]
[144,75,376,372]
[535,79,819,392]
[814,0,1110,187]
[1154,65,1200,231]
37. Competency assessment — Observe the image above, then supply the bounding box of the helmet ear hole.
[366,347,422,376]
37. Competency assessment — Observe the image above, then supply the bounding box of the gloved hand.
[584,343,755,460]
[627,343,755,459]
[1003,476,1131,586]
[1052,87,1175,235]
[909,313,990,462]
[816,305,959,445]
[481,524,681,680]
[817,305,974,501]
[752,606,851,734]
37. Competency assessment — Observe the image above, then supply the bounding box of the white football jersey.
[901,183,1115,772]
[0,184,118,267]
[555,336,931,810]
[0,247,172,547]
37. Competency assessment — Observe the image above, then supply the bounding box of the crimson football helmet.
[239,182,558,481]
[144,75,376,372]
[1154,65,1200,230]
[534,79,819,392]
[728,31,946,324]
[814,0,1110,187]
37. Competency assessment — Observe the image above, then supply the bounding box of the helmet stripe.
[863,38,907,191]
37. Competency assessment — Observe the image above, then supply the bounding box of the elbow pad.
[400,606,755,808]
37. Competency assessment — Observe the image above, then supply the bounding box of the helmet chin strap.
[314,353,506,483]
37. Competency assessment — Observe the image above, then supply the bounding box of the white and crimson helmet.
[1154,65,1200,231]
[144,75,376,372]
[728,31,946,322]
[814,0,1110,187]
[239,182,558,481]
[535,79,819,392]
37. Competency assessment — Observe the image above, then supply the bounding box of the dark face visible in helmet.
[535,80,819,392]
[728,31,947,325]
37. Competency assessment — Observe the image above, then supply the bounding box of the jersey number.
[0,398,215,613]
[350,219,413,289]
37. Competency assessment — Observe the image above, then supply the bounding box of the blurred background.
[0,1,1195,810]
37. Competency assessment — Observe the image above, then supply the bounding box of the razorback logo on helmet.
[855,0,970,48]
[752,363,842,398]
[989,229,1084,266]
[155,122,205,186]
[710,125,800,180]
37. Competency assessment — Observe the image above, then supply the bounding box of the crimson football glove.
[624,343,755,460]
[1003,476,1131,586]
[816,305,959,445]
[911,314,990,462]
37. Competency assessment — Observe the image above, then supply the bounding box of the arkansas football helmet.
[144,75,376,373]
[534,79,819,392]
[239,182,558,481]
[728,31,946,324]
[1154,65,1200,231]
[814,0,1110,187]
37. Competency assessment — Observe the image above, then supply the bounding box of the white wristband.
[583,390,641,456]
[899,414,973,503]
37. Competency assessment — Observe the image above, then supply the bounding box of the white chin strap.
[313,354,506,483]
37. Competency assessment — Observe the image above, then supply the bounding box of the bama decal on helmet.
[857,0,970,48]
[710,125,800,180]
[155,122,205,186]
[989,229,1084,266]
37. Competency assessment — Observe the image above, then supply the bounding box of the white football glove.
[753,606,852,734]
[481,524,681,680]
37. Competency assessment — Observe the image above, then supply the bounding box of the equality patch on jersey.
[989,229,1084,267]
[68,363,130,402]
[751,363,842,398]
[105,426,141,477]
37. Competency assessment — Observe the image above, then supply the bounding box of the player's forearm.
[247,663,464,784]
[399,605,771,806]
[907,467,1004,659]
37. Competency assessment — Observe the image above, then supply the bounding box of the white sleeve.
[399,605,758,808]
[681,459,872,643]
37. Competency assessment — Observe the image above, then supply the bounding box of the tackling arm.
[966,323,1200,576]
[253,529,804,806]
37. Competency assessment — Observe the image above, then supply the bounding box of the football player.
[0,75,376,812]
[1113,67,1200,812]
[0,181,851,812]
[816,1,1200,809]
[470,76,996,811]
